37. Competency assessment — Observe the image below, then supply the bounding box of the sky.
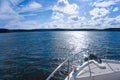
[0,0,120,29]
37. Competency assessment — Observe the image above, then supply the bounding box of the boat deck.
[76,60,120,80]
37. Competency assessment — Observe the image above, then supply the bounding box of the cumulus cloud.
[49,0,80,28]
[51,12,64,20]
[20,1,42,12]
[88,0,120,28]
[115,15,120,23]
[0,0,120,29]
[52,0,79,14]
[86,14,120,28]
[41,20,71,29]
[89,0,120,28]
[69,16,79,21]
[68,15,85,22]
[101,15,120,28]
[90,8,109,19]
[67,15,86,28]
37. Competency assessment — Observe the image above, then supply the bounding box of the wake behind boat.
[46,49,120,80]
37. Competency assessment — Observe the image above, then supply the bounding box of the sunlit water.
[0,31,120,80]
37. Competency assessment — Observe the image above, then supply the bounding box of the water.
[0,31,120,80]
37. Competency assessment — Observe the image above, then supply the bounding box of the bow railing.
[46,48,120,80]
[46,49,87,80]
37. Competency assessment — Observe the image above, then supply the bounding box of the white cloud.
[93,1,116,8]
[100,16,120,28]
[9,0,23,6]
[1,0,120,29]
[20,1,42,12]
[113,7,119,12]
[115,15,120,23]
[41,21,71,29]
[68,16,79,22]
[86,14,120,28]
[50,11,65,28]
[0,0,23,20]
[90,8,109,19]
[5,20,41,29]
[67,15,86,28]
[89,0,120,28]
[0,0,14,14]
[50,0,80,28]
[52,0,79,14]
[51,12,64,20]
[22,13,38,17]
[68,15,85,22]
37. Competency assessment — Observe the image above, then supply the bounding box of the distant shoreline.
[0,28,120,33]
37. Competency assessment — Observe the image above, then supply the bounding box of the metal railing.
[46,48,120,80]
[46,49,87,80]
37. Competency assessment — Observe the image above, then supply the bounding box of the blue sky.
[0,0,120,29]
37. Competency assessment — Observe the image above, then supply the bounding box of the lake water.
[0,31,120,80]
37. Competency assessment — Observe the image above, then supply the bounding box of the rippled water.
[0,31,120,80]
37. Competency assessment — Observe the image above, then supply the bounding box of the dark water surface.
[0,31,120,80]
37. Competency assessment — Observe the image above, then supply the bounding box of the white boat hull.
[77,71,120,80]
[65,60,120,80]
